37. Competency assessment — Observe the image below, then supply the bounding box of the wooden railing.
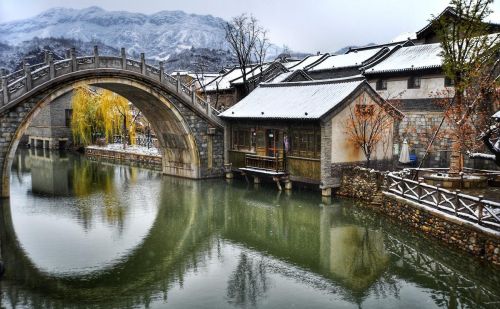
[245,154,285,172]
[386,172,500,231]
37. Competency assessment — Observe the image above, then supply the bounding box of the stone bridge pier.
[0,47,226,198]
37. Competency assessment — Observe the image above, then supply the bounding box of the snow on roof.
[307,48,384,71]
[365,43,442,74]
[281,60,300,69]
[219,78,365,119]
[266,71,295,83]
[391,32,417,43]
[204,66,255,91]
[288,54,328,71]
[230,63,272,84]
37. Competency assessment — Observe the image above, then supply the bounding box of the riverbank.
[85,144,162,171]
[335,166,500,266]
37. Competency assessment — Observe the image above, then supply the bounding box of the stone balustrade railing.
[0,46,222,126]
[386,171,500,231]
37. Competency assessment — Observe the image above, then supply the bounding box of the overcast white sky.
[1,0,499,52]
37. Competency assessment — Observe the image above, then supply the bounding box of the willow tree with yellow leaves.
[71,86,139,148]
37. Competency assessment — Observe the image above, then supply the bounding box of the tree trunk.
[365,152,371,168]
[449,139,462,176]
[122,116,127,150]
[448,89,463,176]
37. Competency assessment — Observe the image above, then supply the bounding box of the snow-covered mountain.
[0,6,229,61]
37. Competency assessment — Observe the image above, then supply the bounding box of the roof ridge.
[261,76,365,87]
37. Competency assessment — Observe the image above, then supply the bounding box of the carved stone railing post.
[1,73,8,104]
[121,48,126,70]
[477,195,484,224]
[44,50,50,64]
[65,49,71,59]
[70,47,77,72]
[191,84,196,103]
[176,72,181,92]
[93,45,99,69]
[48,53,55,79]
[206,100,211,115]
[23,59,32,91]
[140,53,146,75]
[159,61,164,82]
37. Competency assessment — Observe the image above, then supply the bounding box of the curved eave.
[364,65,442,75]
[219,116,321,120]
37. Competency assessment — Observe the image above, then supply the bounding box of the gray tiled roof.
[364,43,442,74]
[219,77,365,119]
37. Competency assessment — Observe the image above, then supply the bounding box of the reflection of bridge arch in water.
[1,179,500,308]
[0,177,219,307]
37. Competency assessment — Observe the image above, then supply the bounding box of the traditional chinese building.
[220,77,402,196]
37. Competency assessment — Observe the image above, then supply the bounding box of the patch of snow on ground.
[87,143,161,157]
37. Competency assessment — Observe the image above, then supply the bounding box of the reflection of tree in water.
[72,157,115,197]
[71,159,137,231]
[347,227,389,283]
[226,252,270,307]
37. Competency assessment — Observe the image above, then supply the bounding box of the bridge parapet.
[0,46,222,127]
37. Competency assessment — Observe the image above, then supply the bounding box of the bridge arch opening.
[1,76,204,198]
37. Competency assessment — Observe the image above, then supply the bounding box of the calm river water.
[0,149,499,309]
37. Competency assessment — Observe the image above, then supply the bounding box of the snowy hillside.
[0,6,229,61]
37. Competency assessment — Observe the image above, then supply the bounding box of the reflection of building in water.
[28,148,71,196]
[24,91,73,150]
[321,226,389,292]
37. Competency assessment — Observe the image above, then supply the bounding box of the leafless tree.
[253,30,271,85]
[223,14,265,96]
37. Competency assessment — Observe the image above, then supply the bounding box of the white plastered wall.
[330,90,395,164]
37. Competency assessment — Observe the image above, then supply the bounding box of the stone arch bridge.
[0,47,225,198]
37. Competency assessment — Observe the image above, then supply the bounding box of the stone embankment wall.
[336,166,385,201]
[85,148,162,171]
[337,167,500,266]
[378,193,500,266]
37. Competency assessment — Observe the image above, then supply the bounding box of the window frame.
[444,77,454,87]
[407,76,421,89]
[289,127,321,159]
[232,128,252,151]
[375,79,387,90]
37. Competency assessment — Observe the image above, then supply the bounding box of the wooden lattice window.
[232,128,251,150]
[289,128,321,158]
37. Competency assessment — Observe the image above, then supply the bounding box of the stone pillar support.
[322,188,332,197]
[140,53,146,75]
[121,48,126,70]
[284,179,293,190]
[253,176,260,184]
